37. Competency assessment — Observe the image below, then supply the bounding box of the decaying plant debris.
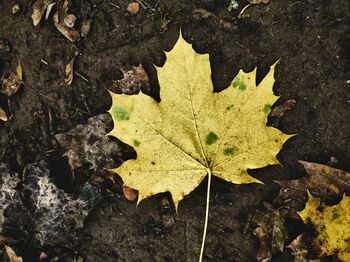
[0,162,102,254]
[0,0,349,260]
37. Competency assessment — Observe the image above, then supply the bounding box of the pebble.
[127,2,140,15]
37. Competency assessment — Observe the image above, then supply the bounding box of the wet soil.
[0,0,349,261]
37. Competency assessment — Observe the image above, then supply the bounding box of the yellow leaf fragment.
[108,32,292,209]
[1,62,22,97]
[0,106,7,122]
[297,192,350,261]
[5,245,23,262]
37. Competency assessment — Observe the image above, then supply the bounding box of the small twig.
[238,3,252,18]
[109,3,120,9]
[75,71,89,82]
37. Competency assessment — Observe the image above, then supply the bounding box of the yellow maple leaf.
[297,192,350,261]
[108,32,291,209]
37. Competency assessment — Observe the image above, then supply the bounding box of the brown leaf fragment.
[122,186,138,201]
[270,99,296,117]
[5,246,23,262]
[193,8,213,19]
[273,179,308,217]
[53,1,80,42]
[64,49,79,85]
[0,106,8,121]
[253,227,272,262]
[0,39,11,54]
[109,64,150,95]
[32,0,53,26]
[1,62,22,97]
[299,160,350,202]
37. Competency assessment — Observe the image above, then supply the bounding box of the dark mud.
[0,0,349,261]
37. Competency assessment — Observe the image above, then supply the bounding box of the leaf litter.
[32,0,80,42]
[108,32,293,260]
[55,114,122,171]
[290,192,350,261]
[0,161,102,249]
[272,160,350,261]
[252,202,289,261]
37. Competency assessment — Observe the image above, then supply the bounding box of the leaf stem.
[199,168,212,262]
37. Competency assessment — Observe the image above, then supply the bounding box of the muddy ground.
[0,0,349,261]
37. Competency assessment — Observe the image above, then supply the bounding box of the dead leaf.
[108,33,292,209]
[274,160,350,217]
[270,99,296,117]
[32,0,54,26]
[299,160,350,203]
[64,49,79,85]
[1,62,22,97]
[0,106,8,121]
[5,246,23,262]
[0,162,102,246]
[122,186,138,201]
[273,179,308,217]
[53,0,80,42]
[252,203,289,256]
[109,64,150,95]
[293,192,350,261]
[55,114,122,171]
[253,227,272,262]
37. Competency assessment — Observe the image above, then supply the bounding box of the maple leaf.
[291,192,350,261]
[108,32,292,210]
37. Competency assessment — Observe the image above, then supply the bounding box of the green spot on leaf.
[133,139,141,147]
[332,212,341,220]
[232,76,240,88]
[240,170,247,175]
[223,146,238,156]
[226,104,234,111]
[263,104,271,114]
[205,132,218,145]
[239,82,247,91]
[112,106,130,121]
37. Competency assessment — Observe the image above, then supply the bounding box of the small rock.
[127,2,139,15]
